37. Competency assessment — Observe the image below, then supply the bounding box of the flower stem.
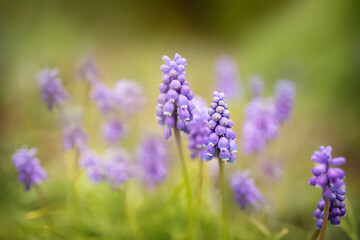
[197,160,204,205]
[123,185,144,240]
[319,200,330,240]
[173,127,193,239]
[218,158,229,240]
[35,185,52,226]
[310,228,320,240]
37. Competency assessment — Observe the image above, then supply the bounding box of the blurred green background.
[0,0,359,239]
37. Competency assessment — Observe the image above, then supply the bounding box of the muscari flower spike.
[204,91,237,162]
[79,150,104,184]
[36,67,69,110]
[308,146,346,228]
[102,118,127,144]
[188,97,209,159]
[91,82,114,113]
[241,97,279,154]
[12,147,48,190]
[62,124,88,152]
[249,74,264,98]
[230,171,263,210]
[138,135,169,186]
[77,57,99,85]
[156,53,195,139]
[274,79,296,123]
[113,79,146,116]
[214,56,242,101]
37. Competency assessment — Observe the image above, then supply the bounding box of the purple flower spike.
[309,146,346,228]
[36,67,69,110]
[138,135,169,186]
[274,79,296,123]
[102,119,127,144]
[79,150,104,183]
[91,83,114,113]
[76,58,99,85]
[241,98,280,154]
[113,79,146,116]
[157,53,194,138]
[12,147,48,190]
[214,56,242,101]
[62,124,88,152]
[249,75,264,98]
[205,92,237,162]
[230,171,262,210]
[188,96,209,160]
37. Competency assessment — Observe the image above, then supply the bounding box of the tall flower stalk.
[156,53,195,237]
[308,146,346,240]
[205,92,237,239]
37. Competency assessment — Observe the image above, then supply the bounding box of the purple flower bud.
[177,94,188,108]
[329,157,346,165]
[170,80,181,90]
[218,137,229,150]
[316,219,323,229]
[312,164,327,176]
[274,79,296,123]
[212,113,222,122]
[208,120,217,130]
[163,101,175,116]
[165,116,175,128]
[177,118,186,130]
[229,140,237,153]
[167,89,179,102]
[178,108,190,121]
[156,107,164,120]
[208,133,219,147]
[157,93,167,106]
[215,125,226,136]
[181,85,191,96]
[330,216,341,225]
[159,83,169,93]
[162,74,171,84]
[225,128,236,139]
[219,149,230,160]
[164,127,172,139]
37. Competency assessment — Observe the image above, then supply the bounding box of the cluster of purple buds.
[62,124,88,152]
[249,75,264,98]
[274,80,296,123]
[214,56,242,101]
[91,83,114,113]
[76,58,99,85]
[36,67,69,110]
[309,146,346,228]
[79,149,129,190]
[229,171,263,210]
[12,147,48,190]
[241,98,279,154]
[188,97,209,159]
[156,53,195,139]
[204,92,237,162]
[102,118,127,144]
[137,135,169,186]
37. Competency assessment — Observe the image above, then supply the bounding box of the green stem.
[173,127,193,239]
[197,160,204,205]
[310,228,320,240]
[123,185,144,240]
[35,185,53,226]
[319,200,330,240]
[218,158,229,240]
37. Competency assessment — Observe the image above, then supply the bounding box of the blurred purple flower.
[79,150,104,183]
[138,135,169,186]
[230,171,262,210]
[36,67,69,110]
[103,149,129,190]
[76,58,99,85]
[102,119,127,144]
[205,91,237,162]
[309,146,346,228]
[274,80,296,123]
[241,98,279,154]
[260,160,283,182]
[91,82,114,113]
[113,79,146,115]
[62,124,88,152]
[214,56,242,101]
[156,53,195,139]
[12,147,47,190]
[188,96,209,159]
[249,75,264,98]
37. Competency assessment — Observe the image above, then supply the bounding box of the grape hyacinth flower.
[249,75,264,98]
[102,119,127,144]
[79,150,104,184]
[188,97,209,159]
[156,53,195,139]
[76,58,99,85]
[103,149,129,190]
[62,124,88,152]
[230,171,263,210]
[241,98,279,154]
[308,146,346,239]
[214,56,242,101]
[274,80,296,123]
[36,67,69,110]
[91,82,114,113]
[205,91,237,162]
[12,147,48,190]
[138,135,169,186]
[113,79,146,115]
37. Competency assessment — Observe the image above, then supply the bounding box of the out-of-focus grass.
[0,0,359,239]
